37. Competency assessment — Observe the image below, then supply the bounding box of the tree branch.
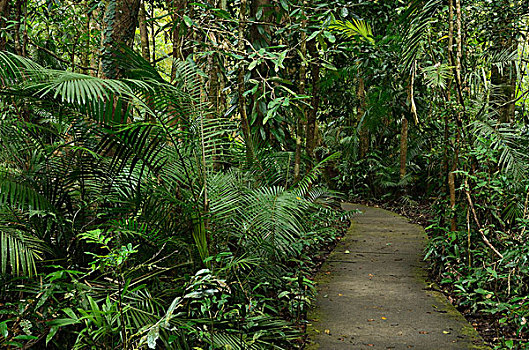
[464,178,504,259]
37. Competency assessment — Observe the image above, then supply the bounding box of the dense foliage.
[1,0,529,348]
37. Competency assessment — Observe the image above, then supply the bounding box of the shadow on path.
[306,204,490,350]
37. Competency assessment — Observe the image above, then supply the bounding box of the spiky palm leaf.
[329,18,375,44]
[470,120,528,181]
[0,226,48,276]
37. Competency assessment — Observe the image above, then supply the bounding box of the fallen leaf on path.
[419,331,429,334]
[443,331,451,334]
[381,317,387,320]
[324,329,330,335]
[344,250,350,254]
[338,293,343,296]
[367,319,375,322]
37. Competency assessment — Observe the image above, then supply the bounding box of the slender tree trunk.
[81,13,91,74]
[294,2,307,182]
[455,0,462,104]
[448,0,464,232]
[237,0,254,160]
[138,0,150,61]
[14,0,22,55]
[22,0,27,57]
[448,171,457,231]
[447,0,454,99]
[150,4,155,63]
[357,76,368,158]
[101,0,141,79]
[306,40,320,161]
[207,32,220,113]
[399,116,408,179]
[0,0,9,51]
[168,0,187,80]
[249,0,272,141]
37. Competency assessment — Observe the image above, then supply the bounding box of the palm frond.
[329,19,375,44]
[294,152,341,197]
[0,226,48,276]
[399,0,442,72]
[422,63,453,89]
[470,120,528,180]
[0,51,46,85]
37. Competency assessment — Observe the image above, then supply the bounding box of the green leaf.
[46,327,59,346]
[323,31,336,43]
[4,341,23,348]
[321,62,337,71]
[0,320,8,338]
[278,291,290,298]
[248,59,259,71]
[13,335,38,340]
[183,15,194,27]
[62,308,78,320]
[307,31,320,42]
[46,318,79,327]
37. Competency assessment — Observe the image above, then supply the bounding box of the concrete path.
[306,204,489,350]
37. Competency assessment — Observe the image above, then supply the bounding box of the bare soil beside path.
[306,204,490,350]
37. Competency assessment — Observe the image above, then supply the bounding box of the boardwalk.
[306,204,489,350]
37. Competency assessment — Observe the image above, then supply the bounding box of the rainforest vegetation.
[0,0,528,348]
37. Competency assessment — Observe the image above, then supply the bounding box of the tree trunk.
[22,0,27,57]
[168,0,187,81]
[14,0,22,55]
[81,13,91,74]
[294,2,307,182]
[448,171,457,232]
[306,40,320,161]
[237,0,254,160]
[448,0,464,232]
[399,116,408,179]
[454,0,463,106]
[357,76,368,158]
[138,0,150,61]
[249,0,272,141]
[101,0,141,79]
[0,0,9,51]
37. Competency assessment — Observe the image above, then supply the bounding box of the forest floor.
[305,204,490,349]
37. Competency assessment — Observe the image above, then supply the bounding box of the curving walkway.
[306,204,490,350]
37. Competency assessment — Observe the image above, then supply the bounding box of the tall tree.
[237,0,254,159]
[167,0,187,81]
[294,1,308,182]
[306,40,321,161]
[138,0,150,61]
[101,0,141,79]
